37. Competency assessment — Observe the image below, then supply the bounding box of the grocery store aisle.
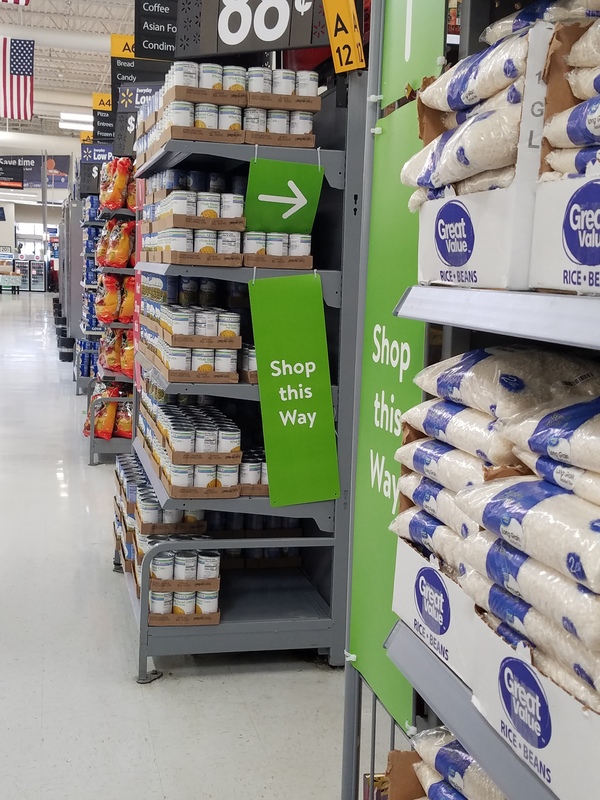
[0,294,362,800]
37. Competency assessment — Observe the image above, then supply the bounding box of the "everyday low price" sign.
[249,273,339,507]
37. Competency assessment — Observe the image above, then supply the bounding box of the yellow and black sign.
[322,0,366,74]
[80,131,94,144]
[92,92,112,112]
[111,34,135,59]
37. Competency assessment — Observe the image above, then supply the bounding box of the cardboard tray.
[243,254,313,269]
[150,577,220,592]
[157,126,245,149]
[160,472,242,499]
[243,130,315,148]
[160,328,242,350]
[241,370,258,385]
[148,611,221,626]
[152,214,245,233]
[161,85,247,108]
[134,507,208,536]
[164,438,243,466]
[139,249,243,267]
[138,342,240,384]
[240,484,269,496]
[246,92,321,112]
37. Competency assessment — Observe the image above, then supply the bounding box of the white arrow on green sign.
[244,158,324,234]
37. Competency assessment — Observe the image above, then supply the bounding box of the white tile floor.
[0,293,394,800]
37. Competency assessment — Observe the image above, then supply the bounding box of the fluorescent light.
[59,120,93,132]
[60,112,93,124]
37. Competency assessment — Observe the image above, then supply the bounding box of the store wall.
[15,204,62,225]
[0,202,15,249]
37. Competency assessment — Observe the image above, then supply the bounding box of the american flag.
[0,1,31,5]
[0,38,34,120]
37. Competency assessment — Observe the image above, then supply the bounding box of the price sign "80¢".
[218,0,313,46]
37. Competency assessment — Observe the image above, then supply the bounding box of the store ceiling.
[0,0,134,136]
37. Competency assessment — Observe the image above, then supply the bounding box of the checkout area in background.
[0,250,47,294]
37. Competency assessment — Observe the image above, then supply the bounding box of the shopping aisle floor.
[0,294,359,800]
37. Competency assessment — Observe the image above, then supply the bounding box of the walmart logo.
[120,88,135,108]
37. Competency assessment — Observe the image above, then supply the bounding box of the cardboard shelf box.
[164,438,243,466]
[246,92,321,112]
[137,341,240,384]
[416,22,554,289]
[134,507,208,537]
[149,577,220,592]
[139,249,243,268]
[148,611,221,626]
[243,130,315,148]
[157,126,245,149]
[152,214,245,233]
[160,85,247,108]
[240,484,269,497]
[160,471,242,500]
[243,254,313,269]
[530,21,600,294]
[161,329,243,350]
[241,369,258,385]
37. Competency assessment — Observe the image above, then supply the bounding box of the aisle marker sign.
[92,93,112,112]
[322,0,365,73]
[249,274,340,507]
[245,159,323,234]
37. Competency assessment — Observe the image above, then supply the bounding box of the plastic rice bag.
[456,166,516,194]
[460,566,600,690]
[399,472,480,538]
[401,106,521,189]
[408,186,449,213]
[546,145,600,173]
[567,65,600,99]
[420,33,529,112]
[389,507,464,569]
[484,612,600,712]
[441,78,525,129]
[395,439,502,493]
[482,1,600,45]
[414,763,467,800]
[567,18,600,67]
[414,346,600,419]
[514,446,600,505]
[411,728,506,800]
[506,397,600,472]
[402,399,518,465]
[462,528,600,649]
[544,95,600,147]
[456,476,600,590]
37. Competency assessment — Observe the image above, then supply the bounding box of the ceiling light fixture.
[60,112,93,124]
[58,120,93,132]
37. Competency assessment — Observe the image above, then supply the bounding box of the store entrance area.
[0,293,346,800]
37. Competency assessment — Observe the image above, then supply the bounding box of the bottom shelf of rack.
[384,622,555,800]
[139,568,332,654]
[91,437,133,456]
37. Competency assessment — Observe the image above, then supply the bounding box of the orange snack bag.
[99,328,122,372]
[99,160,116,208]
[83,382,120,440]
[105,221,135,268]
[100,157,132,211]
[120,329,134,378]
[114,403,133,439]
[95,274,121,323]
[119,275,135,323]
[126,180,137,211]
[95,220,115,267]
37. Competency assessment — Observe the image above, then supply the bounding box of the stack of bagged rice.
[411,726,506,800]
[394,344,600,711]
[544,18,600,175]
[401,0,600,210]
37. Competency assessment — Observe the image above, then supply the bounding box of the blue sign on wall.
[80,145,114,164]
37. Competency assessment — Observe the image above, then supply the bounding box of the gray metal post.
[341,662,363,800]
[458,0,491,58]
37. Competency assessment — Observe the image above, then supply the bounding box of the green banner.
[349,0,446,727]
[245,159,324,234]
[249,274,340,507]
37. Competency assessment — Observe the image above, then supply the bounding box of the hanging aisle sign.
[110,34,169,109]
[245,159,324,234]
[114,82,162,156]
[249,274,340,507]
[92,92,115,143]
[322,0,365,73]
[135,0,178,60]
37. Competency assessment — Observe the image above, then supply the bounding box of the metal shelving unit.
[89,396,132,465]
[384,623,556,800]
[79,321,102,337]
[97,363,133,383]
[99,266,136,276]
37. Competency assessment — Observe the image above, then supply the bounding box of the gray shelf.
[136,262,342,308]
[394,286,600,350]
[124,571,140,627]
[135,138,346,190]
[385,622,556,800]
[81,219,104,228]
[99,266,137,276]
[80,281,98,290]
[91,437,132,456]
[97,363,133,383]
[132,437,335,531]
[79,322,102,337]
[107,321,133,329]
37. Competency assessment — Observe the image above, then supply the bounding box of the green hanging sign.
[249,274,340,507]
[244,159,324,234]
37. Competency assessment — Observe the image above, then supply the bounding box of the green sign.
[244,159,324,234]
[349,0,446,728]
[249,274,340,507]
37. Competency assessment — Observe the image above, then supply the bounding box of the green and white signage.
[249,274,340,507]
[244,159,324,234]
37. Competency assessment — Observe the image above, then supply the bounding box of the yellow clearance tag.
[92,92,112,111]
[111,34,135,59]
[322,0,366,74]
[80,131,94,144]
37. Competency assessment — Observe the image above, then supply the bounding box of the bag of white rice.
[402,399,518,465]
[514,445,600,505]
[400,106,521,189]
[456,166,516,195]
[395,438,498,493]
[567,65,600,99]
[456,476,600,590]
[411,727,506,800]
[441,78,525,129]
[461,528,600,649]
[506,397,600,472]
[544,96,600,147]
[414,346,600,419]
[546,145,600,173]
[414,763,467,800]
[420,33,529,112]
[482,1,600,45]
[399,472,480,538]
[567,18,600,67]
[389,507,464,569]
